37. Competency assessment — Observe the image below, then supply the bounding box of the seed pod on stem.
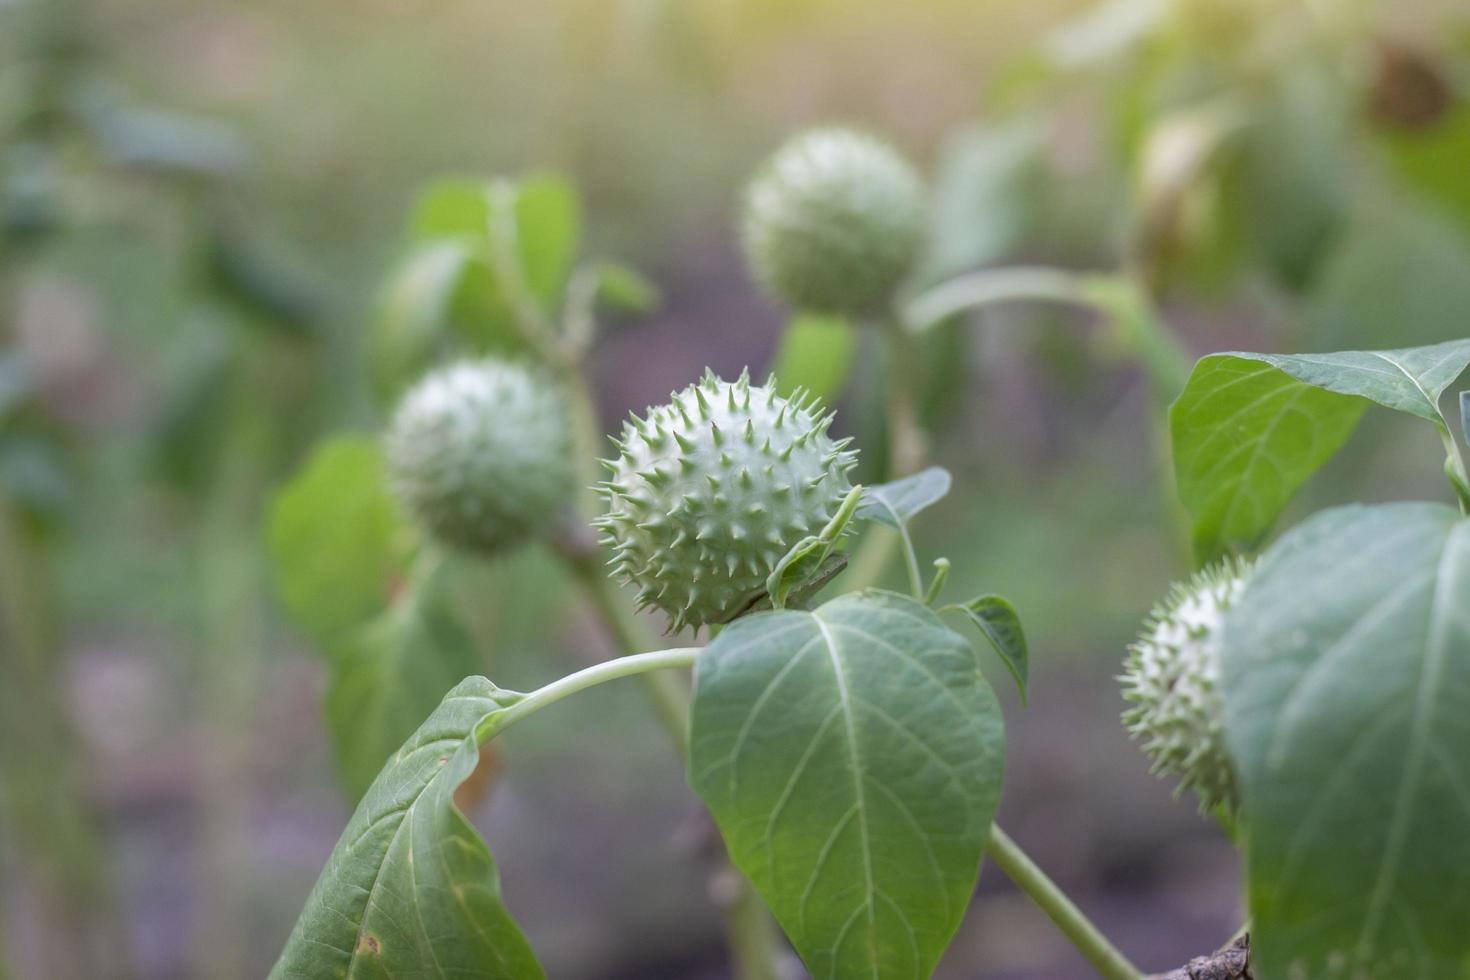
[1122,558,1253,814]
[594,370,859,631]
[742,128,925,317]
[386,358,575,556]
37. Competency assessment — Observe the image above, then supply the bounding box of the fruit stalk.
[985,825,1144,980]
[557,540,785,980]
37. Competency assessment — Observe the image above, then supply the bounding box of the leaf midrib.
[1355,522,1466,964]
[812,612,879,978]
[345,726,484,977]
[1366,350,1437,418]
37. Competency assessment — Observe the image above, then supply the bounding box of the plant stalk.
[985,824,1144,980]
[843,314,927,593]
[557,544,785,980]
[560,548,693,756]
[1434,419,1470,515]
[489,646,700,735]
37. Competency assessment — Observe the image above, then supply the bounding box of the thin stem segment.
[560,547,693,756]
[985,824,1144,980]
[552,540,787,980]
[489,646,700,737]
[1433,418,1470,515]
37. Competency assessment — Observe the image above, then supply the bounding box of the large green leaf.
[270,677,543,979]
[325,558,486,800]
[267,438,408,648]
[1170,340,1470,561]
[688,591,1004,978]
[1221,503,1470,978]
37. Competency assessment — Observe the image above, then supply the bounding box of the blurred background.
[3,0,1470,977]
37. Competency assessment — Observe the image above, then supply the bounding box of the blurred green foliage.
[3,0,1470,976]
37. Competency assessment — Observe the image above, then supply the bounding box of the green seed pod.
[742,128,925,317]
[385,358,574,556]
[594,370,858,631]
[1121,558,1253,814]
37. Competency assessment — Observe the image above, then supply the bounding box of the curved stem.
[489,646,700,737]
[560,548,692,756]
[903,266,1094,330]
[985,824,1144,980]
[1434,418,1470,515]
[558,548,784,980]
[903,267,1191,399]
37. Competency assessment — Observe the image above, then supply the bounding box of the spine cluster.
[385,358,574,556]
[594,370,857,631]
[1122,558,1252,814]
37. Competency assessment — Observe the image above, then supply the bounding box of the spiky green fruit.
[742,128,925,317]
[594,370,858,631]
[385,358,574,555]
[1122,558,1253,814]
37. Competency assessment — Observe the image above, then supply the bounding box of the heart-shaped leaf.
[270,676,543,979]
[1170,340,1470,562]
[1221,502,1470,978]
[689,590,1004,979]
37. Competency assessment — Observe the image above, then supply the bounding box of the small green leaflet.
[270,677,544,979]
[1221,503,1470,979]
[689,591,1005,979]
[1170,339,1470,562]
[943,594,1029,703]
[855,466,952,529]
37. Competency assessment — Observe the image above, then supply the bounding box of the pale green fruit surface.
[1122,558,1252,813]
[385,359,573,555]
[743,128,924,317]
[595,371,858,631]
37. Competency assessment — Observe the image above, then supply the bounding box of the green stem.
[903,267,1191,400]
[1434,419,1470,515]
[904,268,1194,561]
[898,527,924,600]
[560,549,691,756]
[884,319,926,478]
[489,646,700,736]
[903,266,1093,329]
[844,315,926,593]
[922,558,950,606]
[557,544,784,980]
[985,824,1144,980]
[482,183,603,513]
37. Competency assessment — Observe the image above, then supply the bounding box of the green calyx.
[1122,557,1253,815]
[742,127,925,317]
[385,358,574,556]
[594,370,859,632]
